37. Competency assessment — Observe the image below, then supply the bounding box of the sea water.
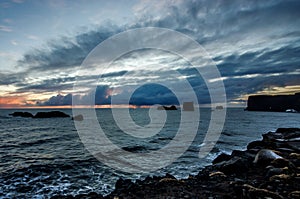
[0,108,299,198]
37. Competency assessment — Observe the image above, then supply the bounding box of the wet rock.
[289,153,300,159]
[269,174,292,182]
[289,191,300,198]
[217,156,249,175]
[212,153,231,164]
[253,149,283,166]
[51,128,300,199]
[270,158,291,168]
[277,147,295,152]
[262,131,284,141]
[242,184,284,199]
[232,150,255,160]
[247,140,265,150]
[164,173,176,180]
[209,171,227,181]
[276,128,300,134]
[115,178,134,190]
[286,142,300,153]
[265,166,284,178]
[158,178,179,183]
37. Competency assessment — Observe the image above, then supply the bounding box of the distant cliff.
[246,93,300,112]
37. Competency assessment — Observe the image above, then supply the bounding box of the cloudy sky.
[0,0,299,108]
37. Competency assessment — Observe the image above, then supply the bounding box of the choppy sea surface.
[0,108,299,198]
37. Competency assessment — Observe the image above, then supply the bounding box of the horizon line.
[0,104,245,109]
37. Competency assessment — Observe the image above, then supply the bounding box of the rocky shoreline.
[52,128,300,199]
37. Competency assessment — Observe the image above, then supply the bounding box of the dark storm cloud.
[224,74,300,101]
[100,70,128,78]
[20,0,300,73]
[13,76,76,93]
[19,26,122,72]
[215,44,300,77]
[14,0,300,105]
[133,0,300,45]
[129,84,179,106]
[0,72,23,85]
[41,85,111,106]
[10,70,128,95]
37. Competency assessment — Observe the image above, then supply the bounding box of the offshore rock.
[9,111,33,117]
[71,114,84,121]
[157,105,177,110]
[10,111,70,118]
[33,111,70,118]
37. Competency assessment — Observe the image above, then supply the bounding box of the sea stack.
[183,102,194,111]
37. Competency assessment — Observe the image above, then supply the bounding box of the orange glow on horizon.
[0,96,27,108]
[0,104,151,109]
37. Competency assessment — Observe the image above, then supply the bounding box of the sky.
[0,0,299,108]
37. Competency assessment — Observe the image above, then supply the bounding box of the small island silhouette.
[157,105,177,110]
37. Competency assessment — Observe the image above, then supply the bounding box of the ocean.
[0,108,299,198]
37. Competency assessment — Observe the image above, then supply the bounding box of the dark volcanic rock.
[241,184,284,199]
[212,153,231,164]
[245,93,300,112]
[33,111,70,118]
[10,111,70,118]
[9,111,33,117]
[52,128,300,199]
[217,156,249,175]
[253,149,283,167]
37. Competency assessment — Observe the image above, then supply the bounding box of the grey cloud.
[41,85,111,106]
[128,84,179,106]
[14,0,300,105]
[0,72,24,85]
[13,76,76,94]
[19,27,121,72]
[42,93,72,106]
[224,73,300,101]
[215,44,300,77]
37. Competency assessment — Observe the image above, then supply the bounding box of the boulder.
[247,140,265,150]
[253,149,283,166]
[289,191,300,198]
[115,178,134,190]
[270,158,291,168]
[265,166,284,178]
[217,156,249,174]
[209,171,227,180]
[212,153,231,164]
